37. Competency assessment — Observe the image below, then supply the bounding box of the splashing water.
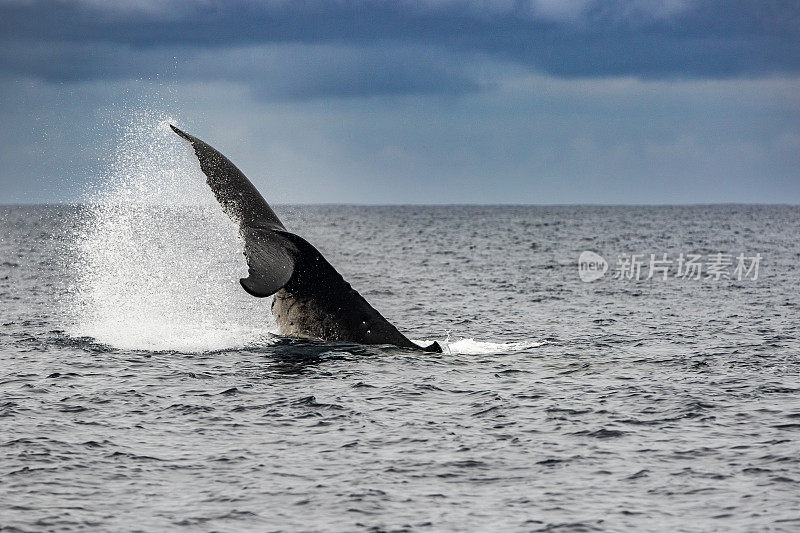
[69,113,274,352]
[67,112,517,354]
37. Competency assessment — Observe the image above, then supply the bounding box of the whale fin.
[238,226,297,298]
[170,124,285,232]
[423,341,442,353]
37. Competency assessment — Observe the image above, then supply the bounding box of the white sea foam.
[414,338,544,355]
[69,112,275,352]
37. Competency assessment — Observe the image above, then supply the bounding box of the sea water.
[1,119,798,532]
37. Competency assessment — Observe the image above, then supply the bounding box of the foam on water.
[414,338,543,355]
[69,112,274,352]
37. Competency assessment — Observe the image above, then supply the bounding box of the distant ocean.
[2,201,799,532]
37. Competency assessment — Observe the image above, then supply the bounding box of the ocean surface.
[1,201,799,532]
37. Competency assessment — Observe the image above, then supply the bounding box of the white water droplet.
[68,110,276,352]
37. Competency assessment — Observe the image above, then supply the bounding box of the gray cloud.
[1,0,797,206]
[0,41,485,99]
[2,73,797,204]
[0,0,797,100]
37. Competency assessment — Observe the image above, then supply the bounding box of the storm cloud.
[1,0,798,99]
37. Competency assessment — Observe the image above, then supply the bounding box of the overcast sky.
[1,0,798,204]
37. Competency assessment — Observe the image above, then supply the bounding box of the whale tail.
[423,341,442,353]
[169,124,285,231]
[171,124,440,353]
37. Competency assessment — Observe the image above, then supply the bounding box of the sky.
[0,0,798,204]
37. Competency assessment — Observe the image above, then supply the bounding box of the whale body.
[171,125,441,353]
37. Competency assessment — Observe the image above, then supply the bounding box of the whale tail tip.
[423,341,442,353]
[169,124,192,142]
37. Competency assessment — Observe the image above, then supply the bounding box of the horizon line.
[1,201,799,208]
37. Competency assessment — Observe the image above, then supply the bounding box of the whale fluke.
[171,125,442,354]
[169,124,284,231]
[170,124,192,141]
